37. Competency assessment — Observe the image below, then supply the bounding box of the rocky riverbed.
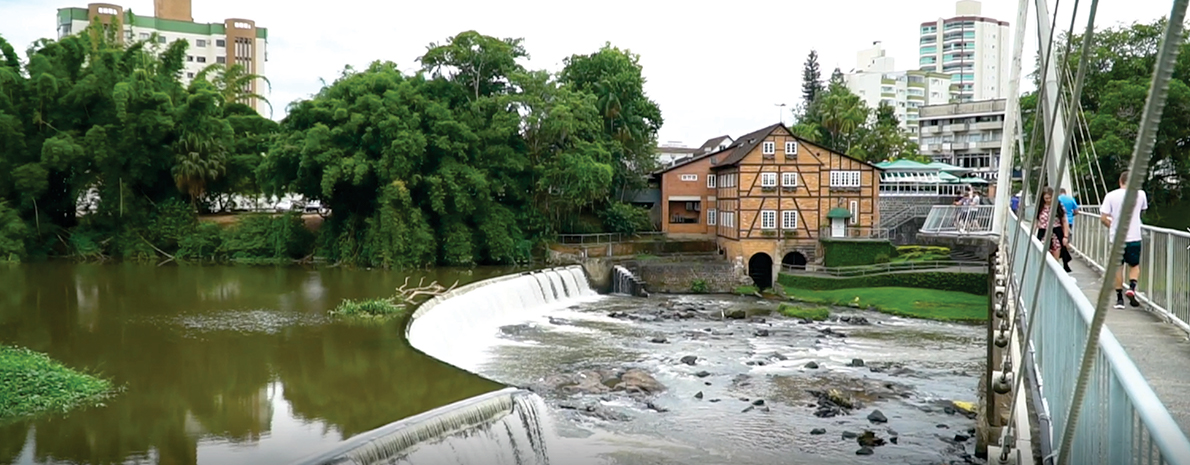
[472,294,987,465]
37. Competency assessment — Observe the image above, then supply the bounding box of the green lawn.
[784,286,987,322]
[0,346,114,423]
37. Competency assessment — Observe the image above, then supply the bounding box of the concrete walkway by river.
[1067,258,1190,435]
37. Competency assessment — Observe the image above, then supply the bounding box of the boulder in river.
[810,428,826,435]
[804,361,819,369]
[614,368,666,394]
[867,409,888,423]
[857,431,886,447]
[724,309,747,319]
[680,355,698,366]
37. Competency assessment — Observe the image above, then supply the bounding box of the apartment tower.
[918,0,1010,102]
[57,1,269,113]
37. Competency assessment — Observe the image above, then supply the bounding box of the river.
[0,262,984,465]
[0,262,508,465]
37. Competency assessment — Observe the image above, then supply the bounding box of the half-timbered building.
[706,123,883,287]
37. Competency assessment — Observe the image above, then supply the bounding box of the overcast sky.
[0,0,1175,146]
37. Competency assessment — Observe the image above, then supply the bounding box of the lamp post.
[775,103,787,126]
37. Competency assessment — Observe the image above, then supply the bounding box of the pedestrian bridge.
[920,204,1190,464]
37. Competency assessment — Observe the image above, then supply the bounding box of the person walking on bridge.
[1099,170,1149,309]
[1035,187,1070,262]
[1058,188,1079,272]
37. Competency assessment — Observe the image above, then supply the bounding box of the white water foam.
[408,266,601,374]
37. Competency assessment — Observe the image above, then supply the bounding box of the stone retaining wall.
[635,261,747,294]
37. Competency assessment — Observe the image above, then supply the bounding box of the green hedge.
[777,271,988,296]
[820,239,897,267]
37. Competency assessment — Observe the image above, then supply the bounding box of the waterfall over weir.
[407,265,598,374]
[294,388,562,465]
[610,265,646,297]
[297,266,606,465]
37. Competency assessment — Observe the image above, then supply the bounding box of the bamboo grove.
[0,25,662,267]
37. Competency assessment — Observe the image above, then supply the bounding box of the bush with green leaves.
[220,213,315,263]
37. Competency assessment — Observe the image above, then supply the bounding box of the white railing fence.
[1069,210,1190,334]
[1005,213,1190,464]
[921,205,997,236]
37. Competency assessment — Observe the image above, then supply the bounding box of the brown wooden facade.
[711,124,882,284]
[655,152,718,236]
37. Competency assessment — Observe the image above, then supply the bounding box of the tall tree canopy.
[258,32,661,267]
[1022,18,1190,226]
[791,54,920,163]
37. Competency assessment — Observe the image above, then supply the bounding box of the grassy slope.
[0,346,114,423]
[785,286,987,322]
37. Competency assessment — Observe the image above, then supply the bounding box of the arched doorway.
[782,251,808,270]
[748,253,774,290]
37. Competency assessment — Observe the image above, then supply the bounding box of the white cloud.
[0,0,1173,145]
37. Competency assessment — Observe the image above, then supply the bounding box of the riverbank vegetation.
[327,277,456,321]
[777,304,830,321]
[0,346,114,422]
[0,24,662,267]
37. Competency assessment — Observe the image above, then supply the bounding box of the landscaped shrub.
[820,239,898,267]
[777,271,988,296]
[690,279,709,293]
[893,245,951,262]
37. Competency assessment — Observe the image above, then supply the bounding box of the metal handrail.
[921,205,998,236]
[1005,214,1190,464]
[782,259,987,277]
[1069,210,1190,334]
[555,232,666,245]
[817,226,891,240]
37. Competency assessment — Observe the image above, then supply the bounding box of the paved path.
[1067,258,1190,435]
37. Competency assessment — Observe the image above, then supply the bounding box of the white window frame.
[680,174,698,182]
[760,172,777,187]
[849,200,859,225]
[708,208,717,225]
[760,210,776,230]
[196,39,207,47]
[785,141,798,155]
[781,172,798,187]
[782,210,798,230]
[762,141,775,155]
[707,175,716,188]
[829,170,862,187]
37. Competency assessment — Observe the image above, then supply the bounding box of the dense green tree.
[557,44,663,202]
[1021,18,1189,226]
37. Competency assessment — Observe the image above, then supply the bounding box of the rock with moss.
[778,304,830,321]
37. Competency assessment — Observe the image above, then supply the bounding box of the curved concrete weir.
[408,265,598,375]
[293,387,557,465]
[296,266,601,465]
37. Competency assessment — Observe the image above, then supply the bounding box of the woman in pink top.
[1035,187,1070,260]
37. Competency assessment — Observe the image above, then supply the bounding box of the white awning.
[668,195,702,202]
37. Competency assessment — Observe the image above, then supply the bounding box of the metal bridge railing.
[781,260,986,277]
[1006,214,1190,464]
[1069,210,1190,334]
[921,205,997,236]
[817,226,891,240]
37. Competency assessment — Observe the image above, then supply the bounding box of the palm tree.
[172,133,227,208]
[195,63,273,116]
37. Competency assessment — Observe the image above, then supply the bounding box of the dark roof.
[696,135,732,153]
[709,123,885,171]
[652,144,735,176]
[710,123,786,168]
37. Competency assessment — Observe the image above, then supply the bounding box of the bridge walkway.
[1066,258,1190,435]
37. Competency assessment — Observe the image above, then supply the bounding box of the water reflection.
[0,262,507,465]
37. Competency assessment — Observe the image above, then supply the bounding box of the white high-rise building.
[917,0,1010,102]
[845,42,956,142]
[57,1,269,114]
